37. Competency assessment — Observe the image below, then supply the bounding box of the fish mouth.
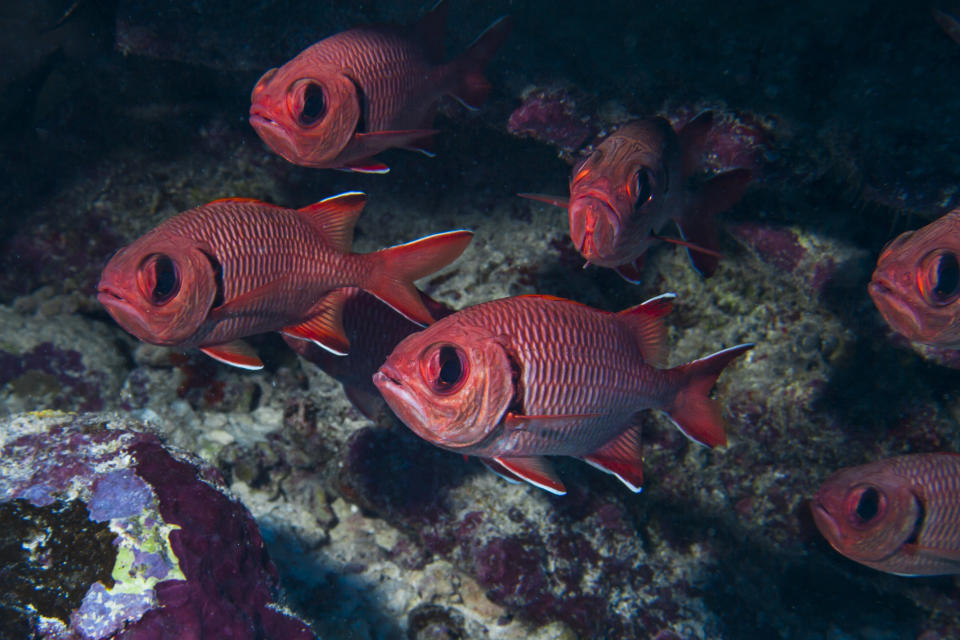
[868,277,927,340]
[810,499,846,550]
[373,365,437,443]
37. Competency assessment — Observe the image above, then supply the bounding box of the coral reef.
[0,412,314,639]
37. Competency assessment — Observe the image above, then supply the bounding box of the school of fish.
[94,0,960,583]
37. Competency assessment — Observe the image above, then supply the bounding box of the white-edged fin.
[480,457,524,484]
[296,191,367,252]
[282,289,351,356]
[200,341,263,370]
[493,456,566,495]
[581,425,644,493]
[615,292,676,368]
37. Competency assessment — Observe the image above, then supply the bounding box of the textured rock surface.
[0,412,315,639]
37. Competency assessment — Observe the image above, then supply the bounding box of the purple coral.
[0,415,315,640]
[508,88,595,155]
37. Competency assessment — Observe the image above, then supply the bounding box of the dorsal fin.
[415,0,449,63]
[616,293,676,368]
[297,191,367,253]
[677,111,714,177]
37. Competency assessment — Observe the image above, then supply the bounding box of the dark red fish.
[249,0,511,173]
[285,287,453,419]
[373,293,752,494]
[520,113,751,282]
[811,453,960,576]
[869,208,960,348]
[97,192,472,369]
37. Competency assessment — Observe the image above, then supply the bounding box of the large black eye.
[437,346,462,388]
[933,253,960,301]
[420,344,468,395]
[138,254,180,305]
[855,487,880,522]
[151,255,179,303]
[299,83,325,125]
[921,250,960,305]
[634,169,653,210]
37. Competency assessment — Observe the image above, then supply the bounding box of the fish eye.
[298,83,326,126]
[846,484,886,527]
[919,250,960,306]
[634,169,654,209]
[137,253,180,306]
[420,344,468,395]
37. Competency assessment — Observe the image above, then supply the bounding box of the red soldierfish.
[97,192,472,370]
[249,0,512,173]
[372,293,752,494]
[811,453,960,576]
[285,287,453,419]
[869,208,960,348]
[520,113,751,282]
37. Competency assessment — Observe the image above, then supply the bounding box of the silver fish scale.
[152,201,367,345]
[460,297,678,456]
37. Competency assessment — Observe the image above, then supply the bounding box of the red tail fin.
[364,230,473,325]
[665,343,753,447]
[450,15,513,109]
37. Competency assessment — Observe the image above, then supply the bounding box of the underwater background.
[2,1,960,638]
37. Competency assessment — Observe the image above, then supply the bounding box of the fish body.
[869,209,960,348]
[97,192,472,369]
[520,113,751,282]
[249,0,511,172]
[373,294,752,494]
[285,287,453,418]
[811,453,960,576]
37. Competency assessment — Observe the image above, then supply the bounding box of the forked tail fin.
[665,343,753,447]
[364,230,473,325]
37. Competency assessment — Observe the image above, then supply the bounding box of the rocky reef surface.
[2,1,960,639]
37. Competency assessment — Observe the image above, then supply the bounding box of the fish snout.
[570,196,621,264]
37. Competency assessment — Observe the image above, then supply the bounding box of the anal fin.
[581,425,644,492]
[281,289,351,356]
[200,341,264,370]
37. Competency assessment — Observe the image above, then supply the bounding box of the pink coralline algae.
[665,107,775,177]
[0,414,315,640]
[507,88,596,156]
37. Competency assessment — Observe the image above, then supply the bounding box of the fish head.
[97,236,219,346]
[373,321,514,451]
[249,60,360,168]
[567,123,669,266]
[869,210,960,347]
[811,463,919,565]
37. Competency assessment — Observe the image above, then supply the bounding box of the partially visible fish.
[373,293,752,494]
[934,8,960,45]
[869,208,960,348]
[811,453,960,576]
[97,192,472,369]
[520,112,751,282]
[285,287,453,419]
[249,0,512,173]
